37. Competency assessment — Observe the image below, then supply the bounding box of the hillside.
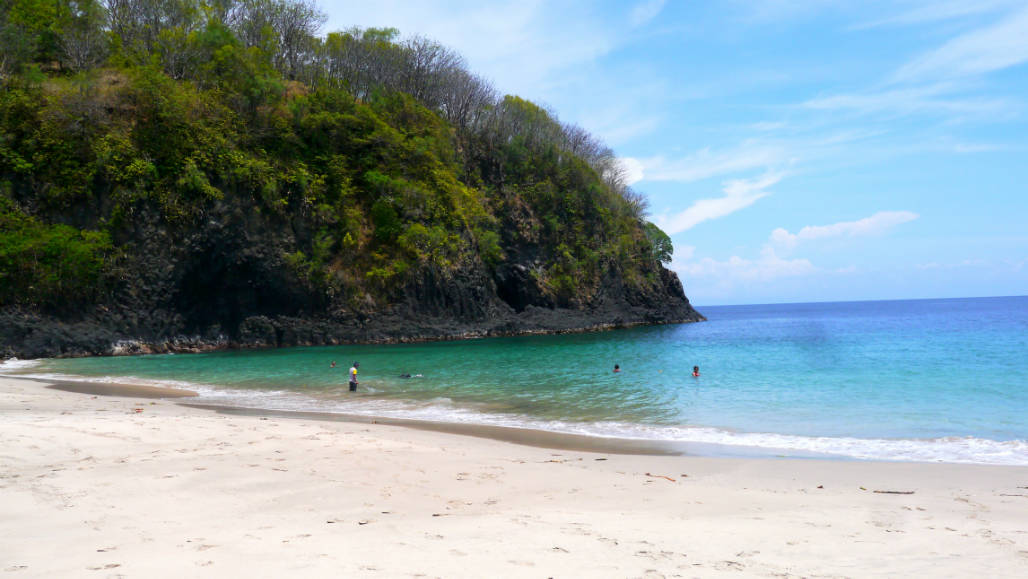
[0,0,703,358]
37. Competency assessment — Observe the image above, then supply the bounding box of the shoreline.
[3,375,1028,576]
[35,376,769,458]
[14,373,1026,465]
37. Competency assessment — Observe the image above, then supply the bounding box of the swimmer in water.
[614,364,620,373]
[692,366,700,377]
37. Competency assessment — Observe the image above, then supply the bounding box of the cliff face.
[0,256,703,360]
[0,71,703,360]
[0,193,703,359]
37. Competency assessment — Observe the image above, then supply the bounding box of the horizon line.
[693,294,1027,308]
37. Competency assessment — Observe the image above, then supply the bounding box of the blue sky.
[323,1,1028,305]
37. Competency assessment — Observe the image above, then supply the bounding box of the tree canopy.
[0,0,677,323]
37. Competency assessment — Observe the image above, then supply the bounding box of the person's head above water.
[692,365,700,376]
[614,364,620,372]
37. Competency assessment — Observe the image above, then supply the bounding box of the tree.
[2,0,64,75]
[227,0,324,79]
[398,35,462,109]
[437,66,495,135]
[319,26,402,100]
[225,0,277,50]
[272,0,324,80]
[106,0,204,77]
[644,222,673,263]
[59,0,109,71]
[0,4,36,80]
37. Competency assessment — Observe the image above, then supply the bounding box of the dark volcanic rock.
[0,256,703,359]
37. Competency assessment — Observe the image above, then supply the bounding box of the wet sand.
[3,375,1027,577]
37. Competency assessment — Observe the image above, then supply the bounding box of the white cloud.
[852,0,1020,30]
[916,259,990,270]
[770,210,919,250]
[895,7,1028,81]
[803,84,1009,118]
[751,121,788,131]
[618,157,646,185]
[671,210,920,300]
[673,246,816,283]
[637,142,788,183]
[723,171,783,197]
[949,141,1004,153]
[803,6,1027,124]
[657,171,783,234]
[630,0,666,27]
[731,0,839,24]
[584,111,662,146]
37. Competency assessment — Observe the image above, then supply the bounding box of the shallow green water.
[6,297,1027,464]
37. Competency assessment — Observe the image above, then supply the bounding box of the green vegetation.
[0,0,677,323]
[0,195,113,311]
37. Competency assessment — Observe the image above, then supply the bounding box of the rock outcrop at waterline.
[0,261,701,359]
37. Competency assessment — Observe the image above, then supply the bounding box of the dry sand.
[2,375,1027,578]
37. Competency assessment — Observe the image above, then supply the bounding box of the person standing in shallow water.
[692,366,700,377]
[349,362,359,392]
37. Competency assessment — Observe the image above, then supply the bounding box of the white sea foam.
[569,423,1028,465]
[8,369,1028,466]
[182,386,1028,465]
[7,370,208,394]
[0,358,42,372]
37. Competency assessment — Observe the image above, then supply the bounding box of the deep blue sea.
[4,296,1027,464]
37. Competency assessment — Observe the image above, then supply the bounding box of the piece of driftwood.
[645,472,676,482]
[873,490,915,494]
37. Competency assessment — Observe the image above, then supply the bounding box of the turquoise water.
[4,296,1027,464]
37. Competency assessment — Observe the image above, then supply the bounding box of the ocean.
[4,296,1027,465]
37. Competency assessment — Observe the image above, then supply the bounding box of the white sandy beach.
[2,375,1027,578]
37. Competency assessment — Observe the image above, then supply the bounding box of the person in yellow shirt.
[348,362,359,392]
